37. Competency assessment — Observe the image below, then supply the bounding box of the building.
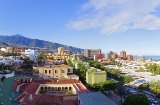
[24,49,38,61]
[12,77,90,105]
[127,54,133,60]
[98,54,103,59]
[36,65,79,80]
[94,55,98,61]
[78,91,117,105]
[86,67,106,85]
[58,47,64,55]
[105,51,113,59]
[84,49,101,59]
[0,56,23,65]
[111,53,118,59]
[120,51,126,59]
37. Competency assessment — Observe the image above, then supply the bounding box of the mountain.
[0,35,84,53]
[0,41,9,47]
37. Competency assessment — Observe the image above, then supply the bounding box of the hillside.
[0,34,83,53]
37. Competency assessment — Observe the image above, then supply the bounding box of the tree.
[149,81,160,94]
[123,76,134,83]
[67,59,73,67]
[123,94,150,105]
[37,53,47,65]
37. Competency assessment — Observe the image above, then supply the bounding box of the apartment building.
[86,67,106,85]
[127,54,133,60]
[120,51,126,59]
[84,49,101,59]
[37,65,75,79]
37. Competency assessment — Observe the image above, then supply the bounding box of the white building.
[0,56,24,65]
[94,55,98,61]
[24,49,38,61]
[105,51,113,59]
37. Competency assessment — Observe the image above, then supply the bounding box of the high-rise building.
[105,51,113,59]
[58,47,64,55]
[120,51,126,59]
[84,49,101,59]
[94,55,98,61]
[111,53,118,59]
[127,54,133,60]
[98,54,103,59]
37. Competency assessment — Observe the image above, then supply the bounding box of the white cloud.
[67,0,160,34]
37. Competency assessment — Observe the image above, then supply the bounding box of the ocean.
[133,56,160,61]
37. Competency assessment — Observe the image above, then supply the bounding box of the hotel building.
[120,51,126,60]
[127,54,133,60]
[84,49,101,59]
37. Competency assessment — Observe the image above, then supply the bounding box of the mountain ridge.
[0,35,84,53]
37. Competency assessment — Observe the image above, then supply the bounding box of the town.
[0,46,159,105]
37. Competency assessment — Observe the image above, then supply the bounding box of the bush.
[39,90,46,94]
[123,76,134,83]
[66,91,73,94]
[123,94,150,105]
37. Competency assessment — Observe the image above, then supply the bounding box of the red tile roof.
[25,82,40,94]
[76,83,89,94]
[33,79,80,84]
[19,84,30,92]
[33,94,63,105]
[15,94,28,102]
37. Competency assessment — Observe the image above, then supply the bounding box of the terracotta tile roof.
[33,79,55,84]
[33,79,80,84]
[12,77,32,92]
[15,94,28,102]
[34,94,63,105]
[25,82,40,94]
[19,84,30,92]
[73,84,81,94]
[12,80,18,92]
[76,83,89,94]
[63,100,78,105]
[56,79,80,84]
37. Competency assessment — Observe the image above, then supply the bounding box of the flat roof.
[78,91,117,105]
[0,76,28,105]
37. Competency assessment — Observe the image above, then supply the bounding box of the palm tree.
[149,81,160,93]
[37,53,47,65]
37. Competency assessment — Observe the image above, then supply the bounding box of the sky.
[0,0,160,55]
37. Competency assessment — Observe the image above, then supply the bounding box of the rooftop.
[78,91,117,105]
[33,79,80,84]
[0,76,27,105]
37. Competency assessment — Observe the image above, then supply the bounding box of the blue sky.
[0,0,160,55]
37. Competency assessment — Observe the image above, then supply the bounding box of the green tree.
[67,59,73,67]
[123,94,150,105]
[149,81,160,94]
[123,76,134,83]
[37,53,47,65]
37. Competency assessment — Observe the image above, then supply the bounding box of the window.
[55,70,58,74]
[68,69,70,72]
[62,70,65,73]
[49,70,51,74]
[45,70,47,74]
